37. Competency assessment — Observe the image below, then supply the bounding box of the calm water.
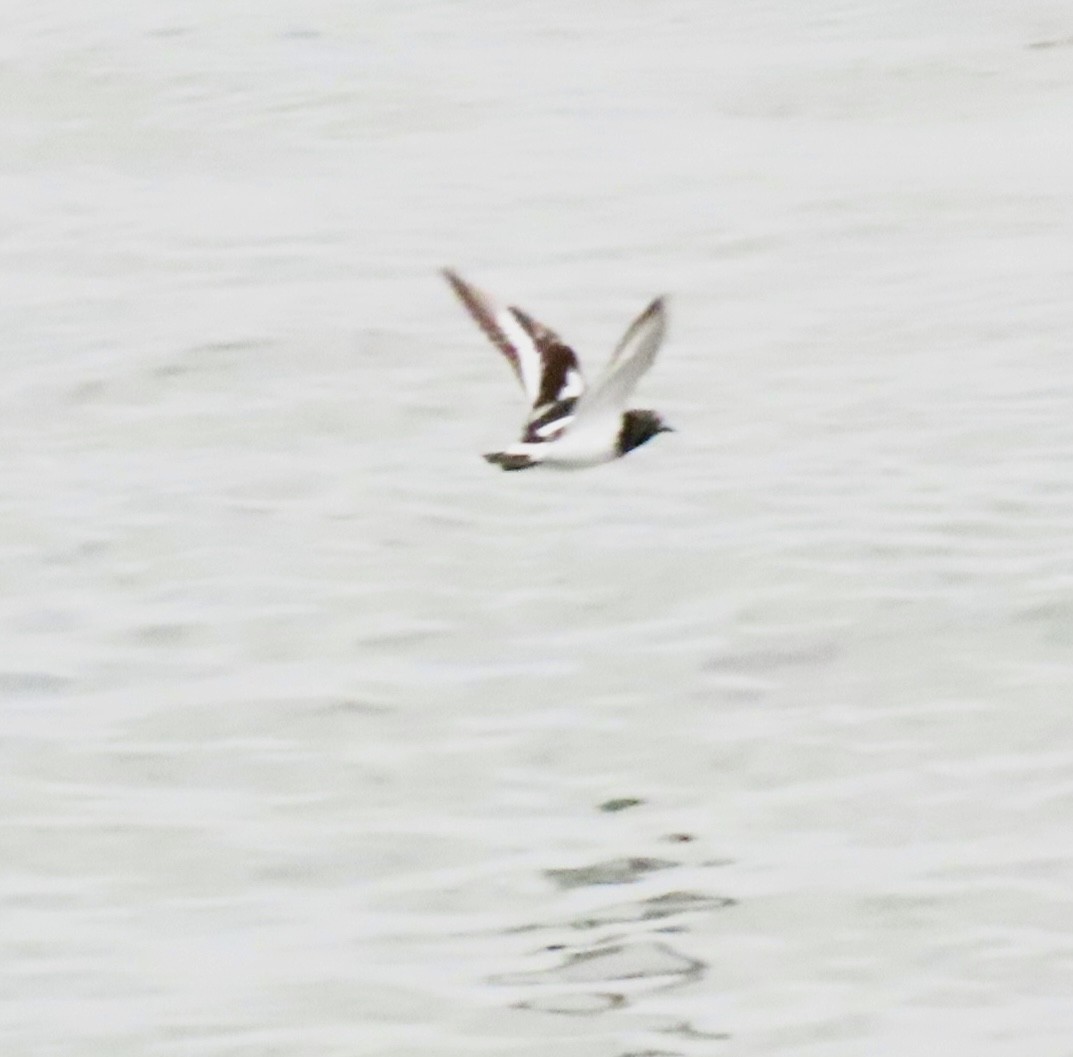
[3,2,1073,1054]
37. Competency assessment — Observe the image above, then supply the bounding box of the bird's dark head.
[617,409,674,455]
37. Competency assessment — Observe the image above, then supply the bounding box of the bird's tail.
[483,451,536,471]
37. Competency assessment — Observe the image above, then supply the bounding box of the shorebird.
[443,269,671,470]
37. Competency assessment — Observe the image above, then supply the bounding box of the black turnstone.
[443,269,672,470]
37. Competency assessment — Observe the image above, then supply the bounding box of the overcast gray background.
[3,2,1073,1055]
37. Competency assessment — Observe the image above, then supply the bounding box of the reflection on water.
[545,857,680,890]
[492,839,735,1028]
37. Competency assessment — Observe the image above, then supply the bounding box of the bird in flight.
[443,269,672,470]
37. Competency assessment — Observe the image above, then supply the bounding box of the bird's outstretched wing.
[567,296,667,440]
[443,269,585,442]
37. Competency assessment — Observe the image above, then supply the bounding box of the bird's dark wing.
[443,269,586,426]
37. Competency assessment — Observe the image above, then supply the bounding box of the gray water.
[3,2,1073,1054]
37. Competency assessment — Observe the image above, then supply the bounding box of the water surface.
[3,2,1073,1054]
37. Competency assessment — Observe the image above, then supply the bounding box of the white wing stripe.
[495,308,543,404]
[560,368,585,400]
[534,414,574,437]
